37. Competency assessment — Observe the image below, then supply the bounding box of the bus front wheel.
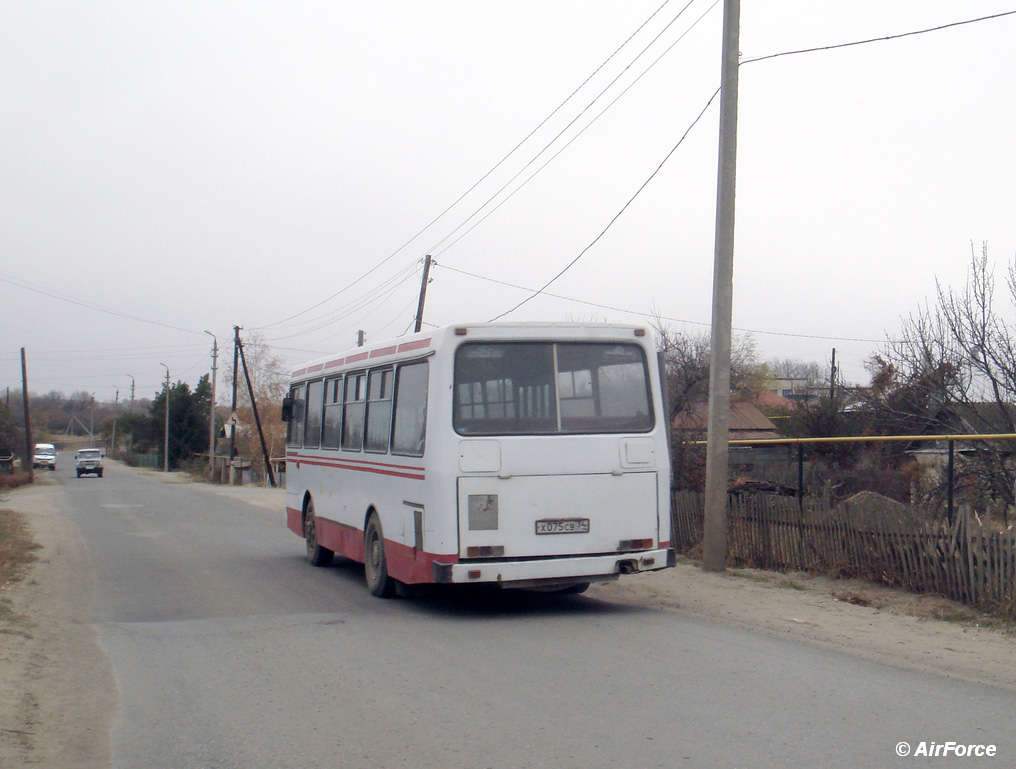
[304,500,334,567]
[364,514,395,598]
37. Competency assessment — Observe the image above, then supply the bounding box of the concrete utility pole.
[205,331,218,477]
[21,349,33,483]
[702,0,741,573]
[160,364,170,473]
[228,326,240,481]
[110,387,119,454]
[414,254,433,333]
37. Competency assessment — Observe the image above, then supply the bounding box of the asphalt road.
[49,460,1015,769]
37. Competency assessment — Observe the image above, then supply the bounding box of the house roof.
[752,388,798,412]
[935,402,1016,434]
[672,400,782,441]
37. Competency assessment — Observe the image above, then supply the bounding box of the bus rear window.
[453,342,653,435]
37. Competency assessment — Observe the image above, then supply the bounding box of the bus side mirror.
[281,397,293,423]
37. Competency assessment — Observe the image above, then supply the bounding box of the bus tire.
[304,500,333,567]
[364,513,396,598]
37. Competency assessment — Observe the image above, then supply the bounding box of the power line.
[439,262,886,344]
[265,263,420,347]
[252,0,691,332]
[261,260,420,338]
[427,0,718,260]
[484,7,1016,322]
[488,85,721,321]
[0,271,205,336]
[419,0,688,257]
[742,9,1016,66]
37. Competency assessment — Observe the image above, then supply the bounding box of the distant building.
[765,376,816,404]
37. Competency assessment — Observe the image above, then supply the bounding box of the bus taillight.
[619,539,654,551]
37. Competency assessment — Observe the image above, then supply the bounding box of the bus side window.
[364,368,394,453]
[286,384,307,447]
[391,361,428,457]
[321,376,343,449]
[341,373,366,451]
[304,379,325,448]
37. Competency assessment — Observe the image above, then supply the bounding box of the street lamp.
[159,363,170,473]
[125,374,135,413]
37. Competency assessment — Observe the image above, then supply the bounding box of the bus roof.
[288,322,653,382]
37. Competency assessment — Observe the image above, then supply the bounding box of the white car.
[33,443,57,471]
[75,449,104,478]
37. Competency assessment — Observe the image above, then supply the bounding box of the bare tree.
[653,321,765,422]
[872,243,1016,511]
[652,319,766,489]
[767,358,823,383]
[225,330,289,477]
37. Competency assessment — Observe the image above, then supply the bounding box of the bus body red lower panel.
[289,506,454,584]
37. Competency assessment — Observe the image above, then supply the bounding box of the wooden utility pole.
[829,348,837,400]
[205,332,218,477]
[20,348,33,483]
[702,0,741,573]
[414,254,433,333]
[237,336,276,488]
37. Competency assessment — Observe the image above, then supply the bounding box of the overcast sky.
[3,1,1015,403]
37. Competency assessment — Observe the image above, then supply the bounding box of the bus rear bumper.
[432,547,675,587]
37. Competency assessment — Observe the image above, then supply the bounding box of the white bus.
[283,322,675,597]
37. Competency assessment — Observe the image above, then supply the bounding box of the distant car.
[33,443,57,471]
[75,449,104,478]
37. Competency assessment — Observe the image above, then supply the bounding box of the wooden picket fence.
[672,491,1016,616]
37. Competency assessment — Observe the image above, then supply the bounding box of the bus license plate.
[535,518,590,535]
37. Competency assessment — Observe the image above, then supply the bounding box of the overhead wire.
[483,6,1016,322]
[252,0,682,333]
[267,263,421,345]
[487,85,720,321]
[305,271,422,347]
[0,270,206,336]
[426,0,715,259]
[741,9,1016,66]
[262,260,420,337]
[440,263,886,344]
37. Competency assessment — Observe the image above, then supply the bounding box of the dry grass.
[0,472,32,491]
[0,506,40,628]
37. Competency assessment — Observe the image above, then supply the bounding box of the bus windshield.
[453,341,653,436]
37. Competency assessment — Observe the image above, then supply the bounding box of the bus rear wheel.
[304,500,333,567]
[364,514,395,598]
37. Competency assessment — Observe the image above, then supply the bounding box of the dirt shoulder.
[0,476,115,769]
[2,466,1015,766]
